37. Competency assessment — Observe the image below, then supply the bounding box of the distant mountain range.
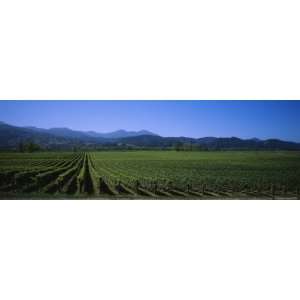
[0,121,300,151]
[23,125,156,140]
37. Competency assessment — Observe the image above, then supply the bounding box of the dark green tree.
[26,141,41,152]
[174,142,183,151]
[18,142,25,153]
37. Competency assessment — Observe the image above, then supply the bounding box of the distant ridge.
[0,121,300,150]
[84,129,157,139]
[25,125,157,139]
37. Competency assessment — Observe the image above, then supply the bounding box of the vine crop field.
[0,151,299,199]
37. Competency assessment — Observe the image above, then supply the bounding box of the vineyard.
[0,151,300,199]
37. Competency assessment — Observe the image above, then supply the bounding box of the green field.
[0,151,300,199]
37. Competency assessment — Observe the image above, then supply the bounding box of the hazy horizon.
[1,100,300,142]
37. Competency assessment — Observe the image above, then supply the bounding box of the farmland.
[0,151,300,199]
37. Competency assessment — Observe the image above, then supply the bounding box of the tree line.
[18,141,42,153]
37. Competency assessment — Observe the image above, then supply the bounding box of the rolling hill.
[0,121,300,151]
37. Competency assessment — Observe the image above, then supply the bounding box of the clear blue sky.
[0,100,299,142]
